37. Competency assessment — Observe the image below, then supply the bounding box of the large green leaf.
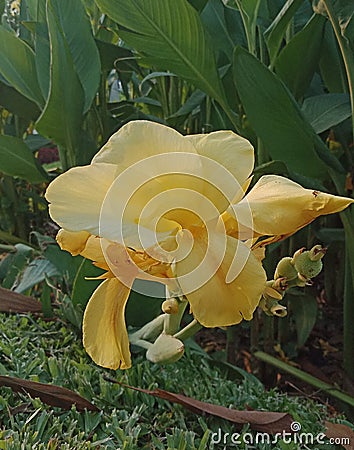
[48,0,101,112]
[288,293,318,348]
[0,26,44,106]
[14,259,60,293]
[319,23,347,92]
[36,0,85,163]
[126,280,165,328]
[301,93,351,133]
[275,14,326,99]
[71,258,103,307]
[233,46,343,178]
[0,135,48,183]
[95,0,227,107]
[0,79,40,120]
[200,0,245,59]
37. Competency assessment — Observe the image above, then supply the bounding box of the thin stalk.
[2,176,27,240]
[173,319,202,341]
[323,0,354,137]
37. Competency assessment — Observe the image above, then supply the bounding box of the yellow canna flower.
[45,120,353,370]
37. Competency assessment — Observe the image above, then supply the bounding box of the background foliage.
[0,0,353,415]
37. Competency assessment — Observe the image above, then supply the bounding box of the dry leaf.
[105,378,293,434]
[325,421,354,450]
[0,375,99,412]
[0,287,42,313]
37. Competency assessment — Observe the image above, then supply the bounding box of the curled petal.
[83,278,132,370]
[45,163,118,235]
[56,229,90,256]
[92,120,197,166]
[175,230,266,327]
[224,175,354,240]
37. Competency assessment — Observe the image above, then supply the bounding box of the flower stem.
[173,319,202,341]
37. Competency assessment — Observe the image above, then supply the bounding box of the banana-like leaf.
[95,0,227,107]
[0,26,44,106]
[36,0,85,163]
[275,14,326,99]
[0,135,48,183]
[233,46,344,178]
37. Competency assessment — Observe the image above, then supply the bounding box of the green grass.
[0,313,349,449]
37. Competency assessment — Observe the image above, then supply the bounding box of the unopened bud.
[274,257,298,282]
[259,296,287,317]
[293,245,326,280]
[146,333,184,364]
[162,298,179,314]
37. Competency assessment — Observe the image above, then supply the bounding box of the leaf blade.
[0,135,47,183]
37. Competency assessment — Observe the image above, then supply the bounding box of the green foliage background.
[0,0,353,401]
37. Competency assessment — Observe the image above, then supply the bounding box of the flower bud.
[146,333,184,364]
[162,298,179,314]
[259,296,287,317]
[293,245,326,280]
[274,257,298,282]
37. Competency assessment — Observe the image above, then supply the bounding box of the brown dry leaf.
[325,421,354,450]
[0,287,42,313]
[106,378,293,434]
[0,376,99,412]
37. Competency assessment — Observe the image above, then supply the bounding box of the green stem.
[2,176,27,240]
[255,351,354,408]
[173,319,202,341]
[163,298,188,335]
[322,0,354,136]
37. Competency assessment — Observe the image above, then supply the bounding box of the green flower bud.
[146,333,184,364]
[274,257,298,282]
[293,245,326,281]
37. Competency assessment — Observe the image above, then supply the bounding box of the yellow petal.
[225,175,354,239]
[56,229,90,256]
[175,228,266,327]
[92,120,197,166]
[45,163,118,235]
[186,130,254,193]
[83,278,132,370]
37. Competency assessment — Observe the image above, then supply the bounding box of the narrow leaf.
[255,351,354,407]
[105,379,294,434]
[0,375,99,411]
[0,135,47,183]
[0,287,42,313]
[0,26,44,106]
[265,0,305,66]
[48,0,101,111]
[95,0,227,106]
[36,0,85,158]
[287,293,318,348]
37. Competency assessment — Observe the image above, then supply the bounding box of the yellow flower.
[45,120,353,370]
